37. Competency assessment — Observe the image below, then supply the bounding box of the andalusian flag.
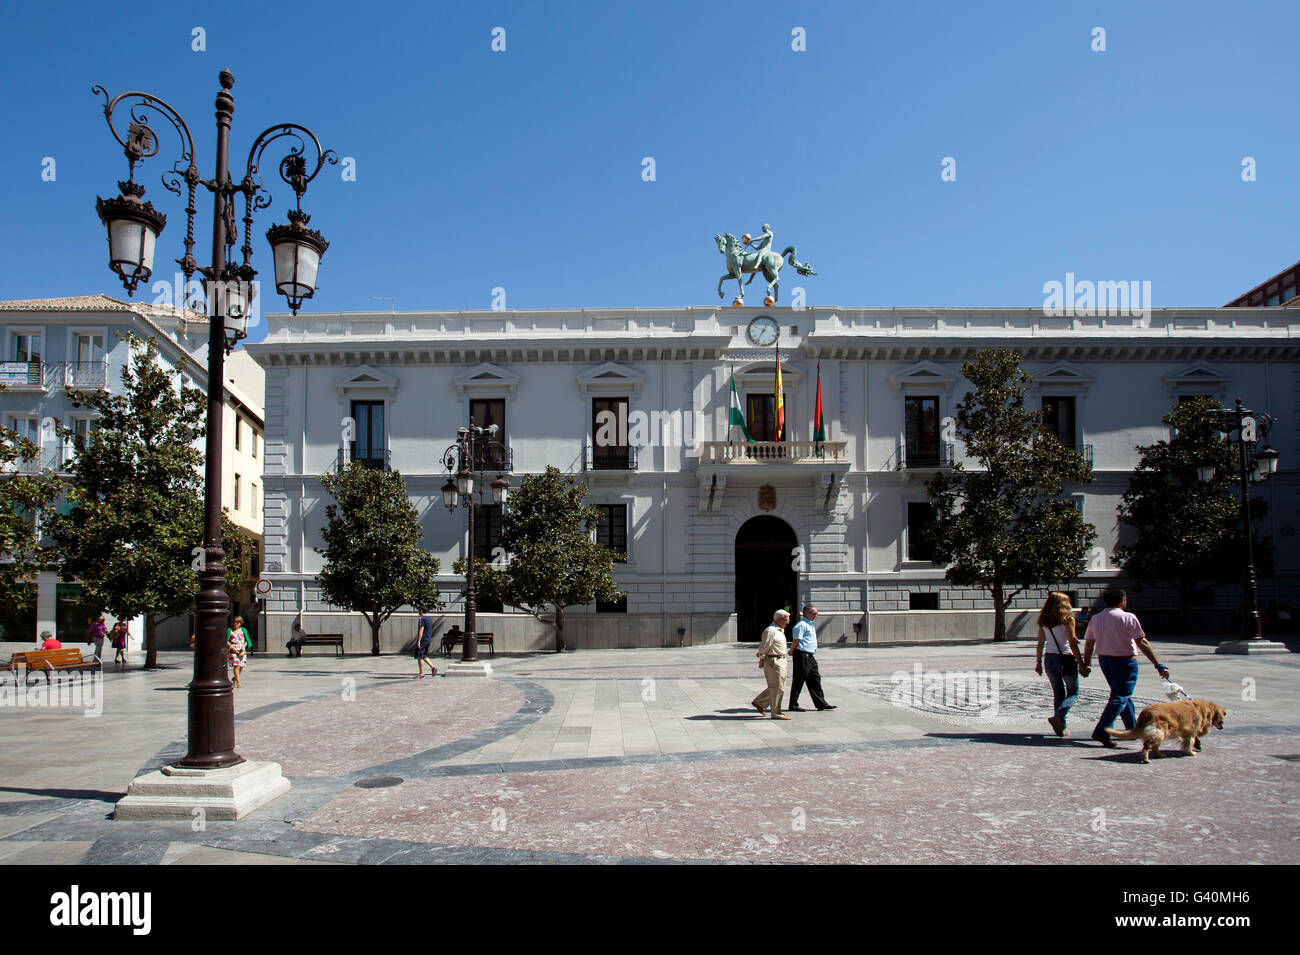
[775,348,785,442]
[813,360,826,443]
[729,377,754,442]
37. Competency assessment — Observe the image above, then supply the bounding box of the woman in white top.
[1034,592,1085,737]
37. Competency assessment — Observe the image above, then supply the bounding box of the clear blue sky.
[2,1,1296,345]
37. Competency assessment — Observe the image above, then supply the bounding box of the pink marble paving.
[238,678,525,777]
[297,732,1300,863]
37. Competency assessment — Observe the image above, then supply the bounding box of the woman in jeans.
[1034,592,1085,737]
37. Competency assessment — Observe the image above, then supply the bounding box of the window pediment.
[453,362,520,398]
[334,365,398,398]
[888,360,957,395]
[576,361,645,396]
[1163,362,1229,398]
[1029,362,1092,397]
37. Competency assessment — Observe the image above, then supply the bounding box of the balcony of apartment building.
[585,442,638,472]
[0,359,108,392]
[893,440,955,471]
[335,444,391,472]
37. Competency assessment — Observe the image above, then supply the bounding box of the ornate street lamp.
[441,420,512,673]
[96,71,338,818]
[1195,399,1287,655]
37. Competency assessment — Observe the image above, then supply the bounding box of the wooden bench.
[441,631,494,657]
[297,633,345,657]
[7,648,101,684]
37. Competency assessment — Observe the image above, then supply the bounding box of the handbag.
[1046,625,1078,677]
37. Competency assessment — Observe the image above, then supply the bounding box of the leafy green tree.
[48,336,249,667]
[50,336,203,668]
[0,390,60,612]
[317,461,442,655]
[1115,396,1273,631]
[458,465,621,653]
[926,349,1097,641]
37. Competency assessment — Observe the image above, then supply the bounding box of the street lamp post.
[441,421,511,674]
[97,71,337,815]
[1196,398,1288,655]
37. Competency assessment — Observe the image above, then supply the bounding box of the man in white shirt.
[751,610,792,720]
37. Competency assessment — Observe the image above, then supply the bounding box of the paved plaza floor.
[1,637,1297,864]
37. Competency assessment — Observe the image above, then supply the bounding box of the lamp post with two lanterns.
[441,422,512,672]
[94,69,336,787]
[1194,399,1286,655]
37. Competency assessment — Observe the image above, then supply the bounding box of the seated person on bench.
[286,622,308,657]
[442,624,463,654]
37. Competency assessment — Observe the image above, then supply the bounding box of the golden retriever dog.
[1106,699,1226,763]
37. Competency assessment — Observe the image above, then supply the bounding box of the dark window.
[909,593,939,610]
[1041,396,1076,447]
[747,393,776,442]
[350,400,385,468]
[592,397,630,469]
[596,504,627,561]
[473,504,504,612]
[907,502,937,562]
[596,594,628,613]
[904,396,940,466]
[470,398,506,470]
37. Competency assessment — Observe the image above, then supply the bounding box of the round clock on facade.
[747,315,779,346]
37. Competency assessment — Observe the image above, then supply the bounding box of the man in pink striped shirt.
[1081,588,1170,747]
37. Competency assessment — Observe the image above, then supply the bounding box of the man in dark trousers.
[788,605,835,711]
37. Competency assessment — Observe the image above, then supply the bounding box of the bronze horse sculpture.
[715,231,816,306]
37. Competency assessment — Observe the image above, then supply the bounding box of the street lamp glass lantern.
[457,469,474,499]
[220,276,256,346]
[266,210,329,314]
[1196,463,1216,483]
[491,477,509,506]
[96,186,167,296]
[441,478,458,512]
[1254,446,1279,479]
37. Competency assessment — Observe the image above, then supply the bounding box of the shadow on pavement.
[925,731,1098,749]
[686,709,767,721]
[0,786,122,803]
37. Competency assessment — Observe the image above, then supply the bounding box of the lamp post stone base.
[446,660,494,678]
[1215,639,1291,656]
[114,761,291,821]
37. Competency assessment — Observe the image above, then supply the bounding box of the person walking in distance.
[1081,588,1170,747]
[788,605,835,712]
[227,616,250,689]
[751,609,792,720]
[413,608,438,678]
[1034,592,1084,737]
[87,615,108,663]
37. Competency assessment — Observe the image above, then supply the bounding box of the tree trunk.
[554,604,566,653]
[991,581,1007,642]
[144,614,158,669]
[369,614,382,656]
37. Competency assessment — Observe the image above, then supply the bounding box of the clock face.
[747,316,779,346]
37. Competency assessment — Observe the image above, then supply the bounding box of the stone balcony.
[701,440,848,464]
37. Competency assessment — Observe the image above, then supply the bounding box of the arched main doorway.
[735,516,798,642]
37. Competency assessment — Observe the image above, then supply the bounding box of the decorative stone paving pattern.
[846,675,1166,726]
[238,677,524,777]
[295,732,1300,864]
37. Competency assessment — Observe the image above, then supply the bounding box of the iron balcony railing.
[587,443,637,471]
[337,446,391,471]
[897,442,955,470]
[46,361,109,389]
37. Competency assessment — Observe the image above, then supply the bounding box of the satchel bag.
[1046,625,1079,677]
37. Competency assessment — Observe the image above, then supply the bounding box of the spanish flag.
[775,347,784,442]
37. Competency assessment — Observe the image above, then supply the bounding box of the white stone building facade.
[248,305,1300,652]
